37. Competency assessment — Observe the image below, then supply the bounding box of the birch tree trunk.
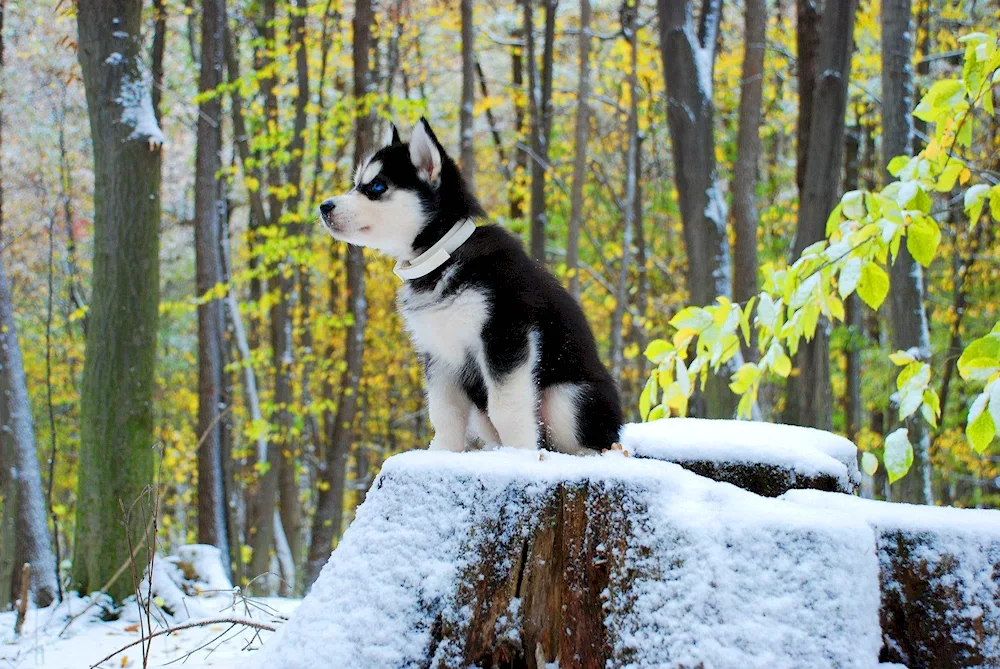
[0,258,59,608]
[72,0,162,602]
[566,0,592,299]
[460,0,475,186]
[883,0,933,505]
[784,0,858,430]
[305,0,373,592]
[195,0,230,564]
[657,0,740,418]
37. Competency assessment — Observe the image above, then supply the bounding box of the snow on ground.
[621,418,861,489]
[0,547,299,669]
[255,449,882,669]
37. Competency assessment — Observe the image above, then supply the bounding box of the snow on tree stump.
[255,447,882,669]
[622,419,861,497]
[786,490,1000,668]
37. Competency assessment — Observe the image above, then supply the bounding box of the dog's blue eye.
[370,180,387,195]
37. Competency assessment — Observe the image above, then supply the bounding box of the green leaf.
[838,257,862,298]
[906,215,941,267]
[644,339,672,363]
[957,333,1000,381]
[861,452,879,476]
[670,306,712,332]
[756,293,777,329]
[826,203,844,236]
[773,354,792,378]
[884,428,914,484]
[648,404,666,421]
[965,184,990,224]
[841,190,865,220]
[857,263,890,310]
[966,393,996,454]
[729,363,760,395]
[639,377,653,420]
[990,186,1000,222]
[887,155,910,177]
[921,388,941,428]
[935,161,964,192]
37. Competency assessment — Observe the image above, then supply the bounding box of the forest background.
[0,0,999,607]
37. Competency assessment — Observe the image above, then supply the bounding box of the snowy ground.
[0,591,299,668]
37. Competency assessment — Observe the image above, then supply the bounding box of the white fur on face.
[324,186,428,259]
[409,123,442,186]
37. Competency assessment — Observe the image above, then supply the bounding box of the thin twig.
[88,617,277,668]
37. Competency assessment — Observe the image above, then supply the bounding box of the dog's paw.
[603,442,630,457]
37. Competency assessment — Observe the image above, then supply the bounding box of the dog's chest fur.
[398,268,489,369]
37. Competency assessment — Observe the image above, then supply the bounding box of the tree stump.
[786,490,1000,668]
[622,418,861,496]
[256,448,881,668]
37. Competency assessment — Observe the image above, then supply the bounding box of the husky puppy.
[319,118,623,453]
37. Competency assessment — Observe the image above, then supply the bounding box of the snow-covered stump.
[622,419,861,497]
[786,491,1000,668]
[256,450,882,669]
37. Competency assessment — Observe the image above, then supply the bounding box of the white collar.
[393,219,477,280]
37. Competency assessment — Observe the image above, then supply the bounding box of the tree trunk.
[194,0,230,565]
[843,127,863,445]
[732,0,765,331]
[305,0,373,592]
[657,0,740,418]
[527,0,558,263]
[460,0,475,186]
[795,0,819,193]
[609,2,639,384]
[511,28,526,222]
[784,0,858,430]
[566,0,591,299]
[0,257,59,609]
[883,0,932,505]
[72,0,162,602]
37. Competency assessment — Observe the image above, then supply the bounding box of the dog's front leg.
[485,335,540,450]
[426,363,473,452]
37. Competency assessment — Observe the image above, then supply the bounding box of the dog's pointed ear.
[382,122,402,148]
[409,118,442,186]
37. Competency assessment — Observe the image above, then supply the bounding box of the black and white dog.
[319,118,623,454]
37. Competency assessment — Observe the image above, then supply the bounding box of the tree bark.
[795,0,819,193]
[732,0,765,330]
[0,258,59,609]
[883,0,932,504]
[195,0,230,561]
[305,0,373,592]
[72,0,162,602]
[657,0,740,418]
[511,28,527,221]
[460,0,475,186]
[843,127,863,444]
[274,0,312,590]
[784,0,858,430]
[566,0,592,299]
[527,0,558,263]
[609,2,640,384]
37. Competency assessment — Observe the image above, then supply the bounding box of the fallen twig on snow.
[87,616,277,668]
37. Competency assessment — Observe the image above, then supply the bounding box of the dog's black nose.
[319,199,335,215]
